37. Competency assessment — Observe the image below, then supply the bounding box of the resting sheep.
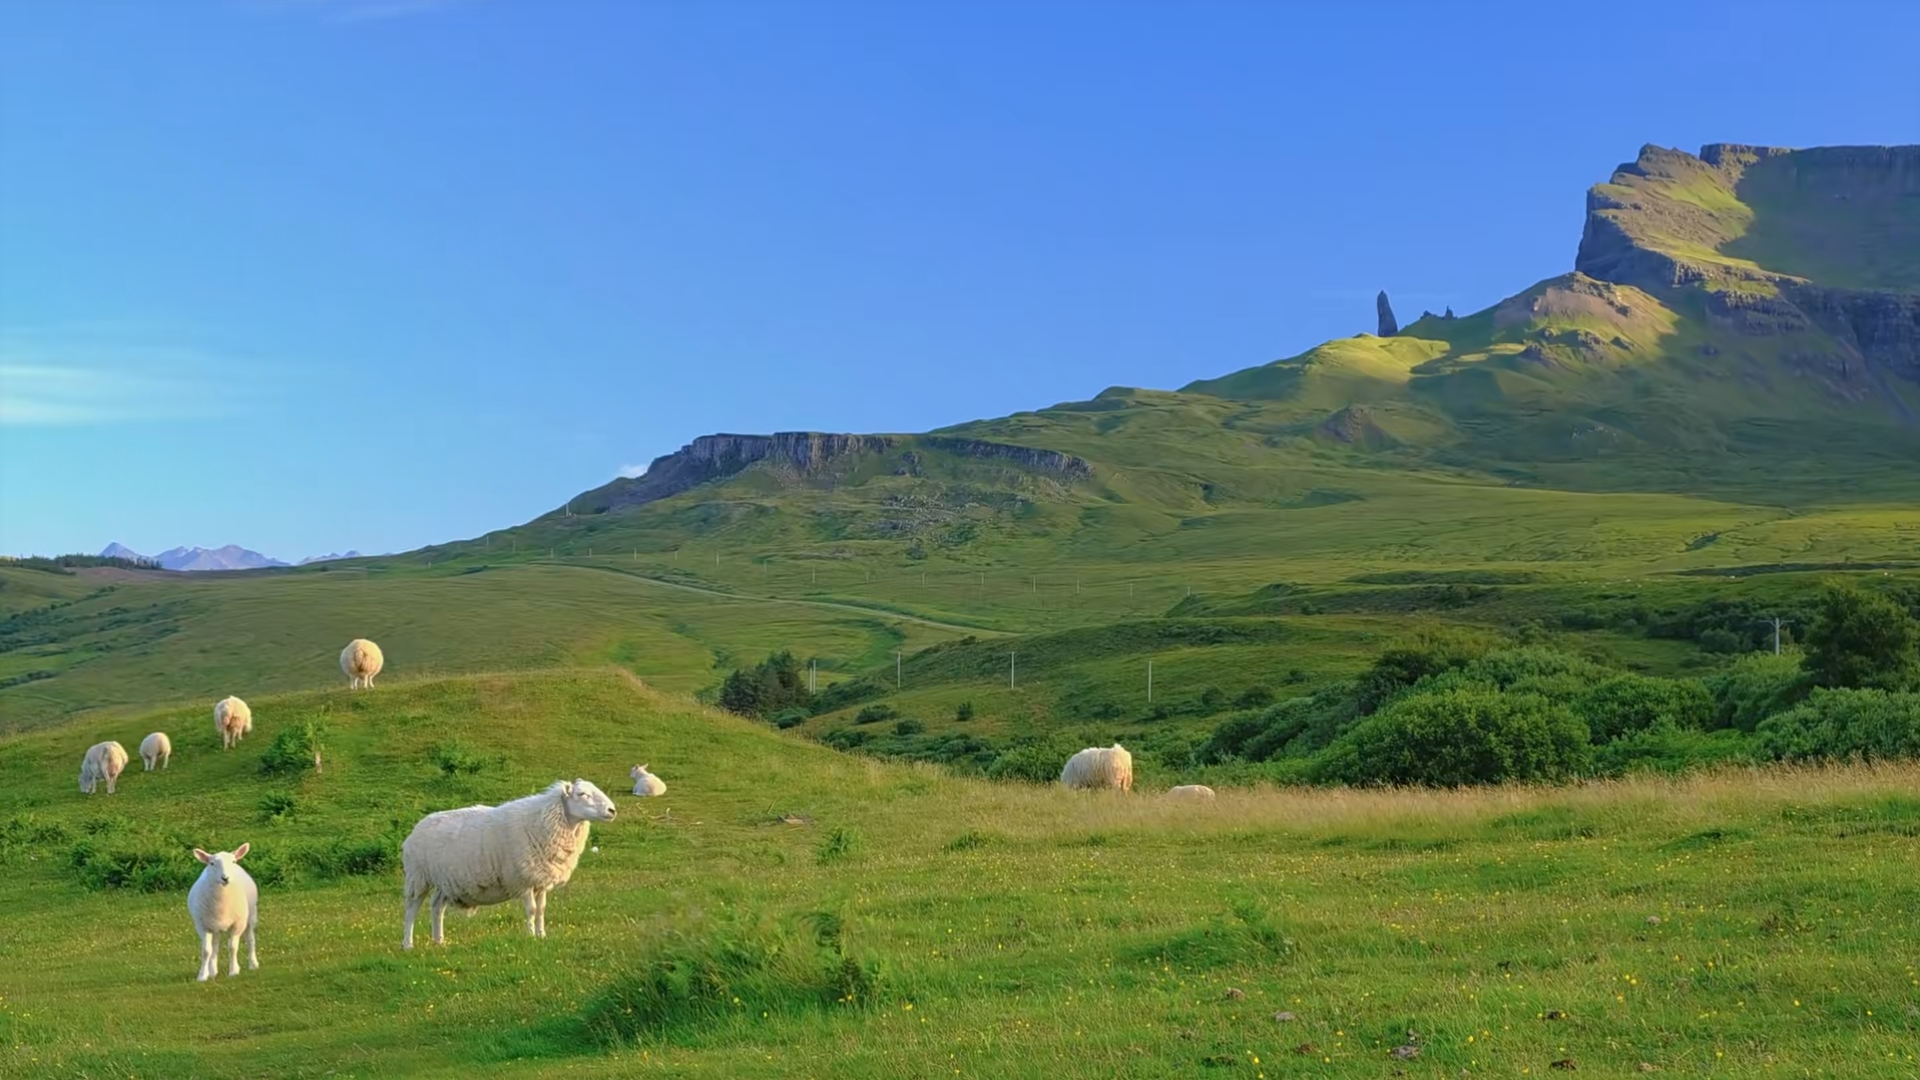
[214,696,252,750]
[79,741,129,795]
[1166,784,1216,800]
[341,638,384,689]
[401,778,617,949]
[629,764,666,797]
[188,843,259,981]
[141,731,172,771]
[1060,744,1133,792]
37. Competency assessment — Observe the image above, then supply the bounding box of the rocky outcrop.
[919,437,1093,481]
[1575,142,1920,385]
[1377,291,1399,337]
[582,431,1092,513]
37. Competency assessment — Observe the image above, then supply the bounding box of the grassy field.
[3,668,1917,1078]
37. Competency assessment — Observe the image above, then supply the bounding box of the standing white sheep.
[79,741,129,795]
[214,696,252,750]
[400,778,617,949]
[188,843,259,981]
[1166,784,1216,800]
[341,638,384,689]
[629,764,666,797]
[1060,744,1134,792]
[141,732,173,771]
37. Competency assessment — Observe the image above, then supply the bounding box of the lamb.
[141,732,173,771]
[401,778,617,949]
[1166,784,1217,800]
[79,741,129,795]
[214,696,252,749]
[341,638,384,689]
[1060,744,1133,792]
[629,764,666,797]
[188,843,259,981]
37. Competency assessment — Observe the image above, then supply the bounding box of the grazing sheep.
[401,778,617,949]
[1060,744,1134,792]
[214,696,252,750]
[188,843,259,981]
[629,764,666,797]
[341,638,384,689]
[141,732,173,771]
[79,741,129,795]
[1166,784,1216,800]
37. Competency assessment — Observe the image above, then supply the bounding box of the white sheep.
[400,778,617,949]
[141,732,173,771]
[214,696,252,750]
[188,843,259,981]
[629,764,666,797]
[79,741,129,795]
[341,638,384,689]
[1166,784,1216,800]
[1060,743,1133,792]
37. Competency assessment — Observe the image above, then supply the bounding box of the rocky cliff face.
[1575,142,1920,384]
[583,431,1091,513]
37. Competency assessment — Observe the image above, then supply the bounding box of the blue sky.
[3,0,1916,560]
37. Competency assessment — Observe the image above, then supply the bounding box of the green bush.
[1354,629,1497,713]
[428,739,494,776]
[1803,582,1920,690]
[892,718,925,736]
[259,721,327,777]
[1233,685,1275,710]
[1755,689,1920,763]
[1591,726,1754,776]
[954,701,975,722]
[1706,652,1809,731]
[1314,688,1591,787]
[257,793,299,824]
[986,742,1066,784]
[580,910,884,1045]
[1576,675,1712,742]
[853,704,898,725]
[774,709,808,730]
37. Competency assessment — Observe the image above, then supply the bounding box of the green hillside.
[5,669,1917,1077]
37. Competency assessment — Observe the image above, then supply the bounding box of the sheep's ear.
[560,780,574,796]
[232,842,250,861]
[193,848,212,864]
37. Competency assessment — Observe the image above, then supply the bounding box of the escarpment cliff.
[569,431,1093,515]
[1575,142,1920,383]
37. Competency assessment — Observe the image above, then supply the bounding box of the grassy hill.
[4,668,1917,1077]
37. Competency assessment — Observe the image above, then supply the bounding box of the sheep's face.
[193,842,250,886]
[562,779,617,823]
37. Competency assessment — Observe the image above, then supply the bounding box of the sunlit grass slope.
[3,669,1917,1078]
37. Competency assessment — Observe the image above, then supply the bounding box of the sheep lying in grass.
[188,843,259,981]
[629,764,666,797]
[1166,784,1216,800]
[401,779,617,949]
[341,638,384,689]
[79,741,129,795]
[141,732,172,771]
[214,696,252,750]
[1060,744,1133,792]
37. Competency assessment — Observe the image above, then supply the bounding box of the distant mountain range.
[96,544,365,571]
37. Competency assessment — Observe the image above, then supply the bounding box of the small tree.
[1803,582,1920,691]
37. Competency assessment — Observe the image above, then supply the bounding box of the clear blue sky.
[3,0,1916,560]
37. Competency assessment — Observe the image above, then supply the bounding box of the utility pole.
[1009,651,1016,690]
[809,660,817,694]
[896,650,902,688]
[1771,617,1787,655]
[1147,660,1153,703]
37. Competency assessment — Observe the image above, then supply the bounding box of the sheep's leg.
[227,929,241,976]
[106,773,116,794]
[521,892,537,936]
[163,752,170,769]
[246,917,259,970]
[198,931,215,981]
[430,895,449,945]
[402,892,423,950]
